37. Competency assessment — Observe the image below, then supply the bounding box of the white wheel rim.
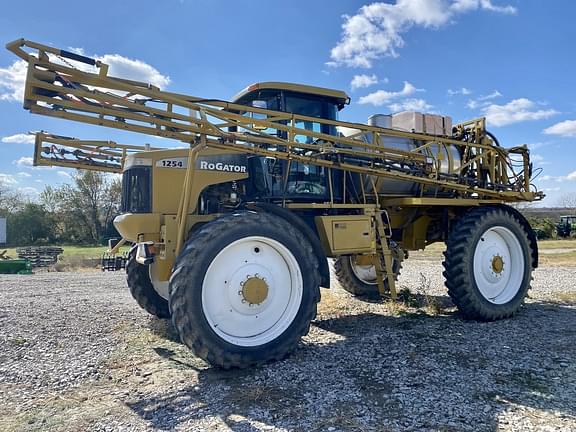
[349,256,377,285]
[473,226,525,304]
[201,236,303,347]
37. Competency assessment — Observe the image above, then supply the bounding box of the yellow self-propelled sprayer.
[7,38,543,368]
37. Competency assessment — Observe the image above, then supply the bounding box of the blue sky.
[0,0,575,206]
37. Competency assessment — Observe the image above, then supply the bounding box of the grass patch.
[401,239,576,266]
[549,291,576,305]
[539,251,576,267]
[415,273,444,315]
[537,239,576,250]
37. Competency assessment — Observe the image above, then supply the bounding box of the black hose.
[486,131,501,147]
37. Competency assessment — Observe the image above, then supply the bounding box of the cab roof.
[231,82,350,108]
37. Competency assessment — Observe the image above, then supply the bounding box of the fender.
[245,202,331,288]
[498,204,539,269]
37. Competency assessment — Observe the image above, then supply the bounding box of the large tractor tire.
[126,252,171,319]
[334,250,402,298]
[443,206,534,321]
[169,211,321,369]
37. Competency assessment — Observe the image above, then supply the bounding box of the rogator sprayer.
[7,39,543,368]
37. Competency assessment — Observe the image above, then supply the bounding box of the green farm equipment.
[557,215,576,238]
[0,251,33,274]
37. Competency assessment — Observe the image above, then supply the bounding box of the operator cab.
[231,82,350,202]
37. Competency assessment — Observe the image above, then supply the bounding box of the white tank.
[346,113,462,196]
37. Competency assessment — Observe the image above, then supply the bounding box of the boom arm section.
[33,132,157,173]
[7,38,543,202]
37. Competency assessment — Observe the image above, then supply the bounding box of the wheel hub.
[491,254,504,274]
[241,276,269,305]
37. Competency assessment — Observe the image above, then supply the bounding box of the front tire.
[443,206,534,321]
[169,211,321,368]
[126,252,171,319]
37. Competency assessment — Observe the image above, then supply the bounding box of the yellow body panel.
[315,215,375,256]
[129,148,250,215]
[114,213,161,242]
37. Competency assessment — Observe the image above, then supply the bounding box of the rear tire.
[334,251,402,298]
[169,211,321,369]
[126,252,171,319]
[443,206,534,321]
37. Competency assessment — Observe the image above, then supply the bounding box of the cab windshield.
[234,89,341,201]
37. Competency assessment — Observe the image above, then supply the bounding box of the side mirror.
[251,100,268,131]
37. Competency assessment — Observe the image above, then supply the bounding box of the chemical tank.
[346,113,462,196]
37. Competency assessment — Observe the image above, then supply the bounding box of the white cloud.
[17,172,32,178]
[482,98,558,127]
[14,156,34,167]
[466,100,479,109]
[466,90,502,109]
[0,60,27,101]
[540,171,576,183]
[448,87,472,96]
[1,133,35,144]
[478,90,502,101]
[18,186,38,196]
[96,54,170,89]
[68,47,85,55]
[330,0,517,67]
[543,120,576,137]
[57,171,72,179]
[0,50,169,103]
[529,154,550,166]
[389,98,433,112]
[0,173,18,185]
[351,74,380,90]
[526,142,548,150]
[450,0,516,14]
[358,81,422,106]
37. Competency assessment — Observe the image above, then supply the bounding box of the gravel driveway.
[0,261,575,432]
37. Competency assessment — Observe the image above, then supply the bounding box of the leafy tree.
[0,182,23,217]
[557,193,576,211]
[527,217,556,240]
[6,203,56,245]
[39,171,122,244]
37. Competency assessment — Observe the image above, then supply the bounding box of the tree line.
[1,169,574,246]
[0,171,121,246]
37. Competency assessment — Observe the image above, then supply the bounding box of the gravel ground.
[0,260,575,432]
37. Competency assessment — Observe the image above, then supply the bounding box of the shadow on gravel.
[126,301,576,432]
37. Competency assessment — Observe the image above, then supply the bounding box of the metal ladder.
[373,210,398,300]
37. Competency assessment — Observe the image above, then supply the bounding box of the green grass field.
[2,245,130,260]
[405,239,576,266]
[2,240,574,268]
